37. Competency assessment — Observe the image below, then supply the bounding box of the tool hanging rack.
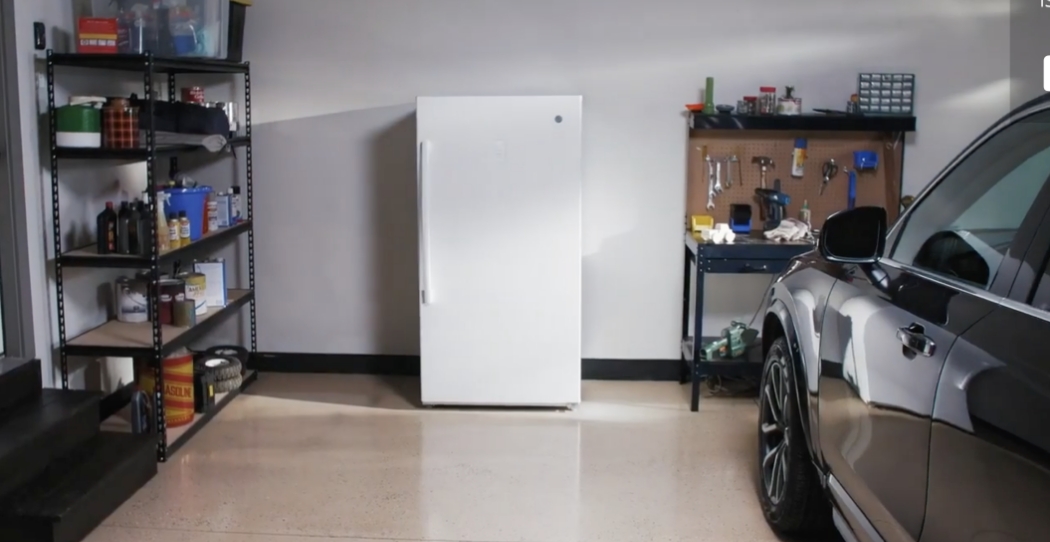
[686,112,916,230]
[47,51,258,462]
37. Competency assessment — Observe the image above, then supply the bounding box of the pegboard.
[686,131,903,231]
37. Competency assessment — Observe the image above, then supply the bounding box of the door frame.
[0,0,36,359]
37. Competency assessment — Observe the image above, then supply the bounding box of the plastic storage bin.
[164,186,212,241]
[82,0,229,58]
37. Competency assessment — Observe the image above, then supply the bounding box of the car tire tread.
[759,336,832,536]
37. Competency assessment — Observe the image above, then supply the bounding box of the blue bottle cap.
[795,138,807,149]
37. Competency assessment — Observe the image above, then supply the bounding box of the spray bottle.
[791,138,807,178]
[155,190,171,252]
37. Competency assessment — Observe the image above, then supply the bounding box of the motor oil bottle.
[117,202,132,254]
[96,201,117,254]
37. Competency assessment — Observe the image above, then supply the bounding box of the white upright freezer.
[416,96,583,407]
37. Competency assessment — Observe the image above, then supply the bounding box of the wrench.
[714,160,723,193]
[706,154,716,209]
[726,156,738,188]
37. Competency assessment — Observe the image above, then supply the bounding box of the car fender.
[765,296,823,465]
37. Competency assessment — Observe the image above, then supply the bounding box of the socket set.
[857,73,915,115]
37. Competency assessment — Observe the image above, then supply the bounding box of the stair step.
[0,359,42,415]
[0,391,100,500]
[0,432,157,542]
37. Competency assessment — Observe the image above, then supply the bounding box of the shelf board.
[65,289,253,358]
[101,370,258,461]
[50,53,249,74]
[55,135,249,161]
[689,113,916,133]
[61,220,251,269]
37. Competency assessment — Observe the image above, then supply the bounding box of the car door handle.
[897,324,936,357]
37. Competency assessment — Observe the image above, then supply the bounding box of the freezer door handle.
[419,140,433,305]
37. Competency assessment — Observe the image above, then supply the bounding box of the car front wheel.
[758,336,830,535]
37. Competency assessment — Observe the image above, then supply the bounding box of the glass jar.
[759,87,777,115]
[743,96,758,115]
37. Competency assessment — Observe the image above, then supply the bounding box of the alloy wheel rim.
[760,347,790,505]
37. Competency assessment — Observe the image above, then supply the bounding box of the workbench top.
[684,232,815,260]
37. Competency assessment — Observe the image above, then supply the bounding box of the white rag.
[763,218,813,243]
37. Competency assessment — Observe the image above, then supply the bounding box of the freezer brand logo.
[1044,0,1050,7]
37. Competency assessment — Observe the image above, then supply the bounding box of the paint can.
[173,300,197,328]
[177,272,208,316]
[138,350,195,428]
[114,276,149,323]
[158,278,186,325]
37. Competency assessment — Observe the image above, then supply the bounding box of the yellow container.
[139,351,195,428]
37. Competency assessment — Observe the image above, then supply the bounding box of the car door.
[921,206,1050,541]
[820,106,1050,542]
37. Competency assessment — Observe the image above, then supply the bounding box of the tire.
[205,345,249,366]
[212,374,243,394]
[757,336,830,535]
[197,355,243,382]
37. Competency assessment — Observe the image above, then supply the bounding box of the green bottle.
[704,77,715,115]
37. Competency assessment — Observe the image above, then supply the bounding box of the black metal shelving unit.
[47,51,257,462]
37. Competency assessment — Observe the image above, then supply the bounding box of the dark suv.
[758,94,1050,542]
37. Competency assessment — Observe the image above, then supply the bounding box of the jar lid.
[743,96,758,101]
[759,87,777,92]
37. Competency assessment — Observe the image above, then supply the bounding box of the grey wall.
[243,0,1014,360]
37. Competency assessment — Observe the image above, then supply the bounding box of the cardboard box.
[77,17,118,54]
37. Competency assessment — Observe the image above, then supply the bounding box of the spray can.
[791,138,807,178]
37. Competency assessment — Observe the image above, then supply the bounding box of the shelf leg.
[47,51,69,390]
[680,245,691,385]
[245,64,257,355]
[691,249,705,413]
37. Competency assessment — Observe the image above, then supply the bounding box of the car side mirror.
[819,207,887,264]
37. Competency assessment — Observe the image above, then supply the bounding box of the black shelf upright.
[47,51,257,462]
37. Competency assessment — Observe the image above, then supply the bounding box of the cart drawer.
[702,258,791,274]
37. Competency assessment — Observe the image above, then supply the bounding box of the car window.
[1029,252,1050,312]
[891,113,1050,289]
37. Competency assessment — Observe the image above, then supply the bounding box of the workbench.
[681,233,813,411]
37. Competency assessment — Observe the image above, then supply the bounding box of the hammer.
[752,156,774,189]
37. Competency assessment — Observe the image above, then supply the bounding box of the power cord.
[706,274,776,397]
[747,274,777,329]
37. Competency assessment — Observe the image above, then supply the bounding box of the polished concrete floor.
[86,374,788,542]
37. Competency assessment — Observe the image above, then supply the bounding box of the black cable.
[747,274,778,330]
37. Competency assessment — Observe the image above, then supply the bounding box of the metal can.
[115,276,149,323]
[158,278,186,325]
[177,272,208,316]
[173,300,197,327]
[181,86,205,105]
[206,200,218,233]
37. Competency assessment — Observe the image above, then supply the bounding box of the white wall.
[6,0,1017,380]
[12,0,71,385]
[244,0,1013,360]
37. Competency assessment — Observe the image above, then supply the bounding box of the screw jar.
[759,87,777,115]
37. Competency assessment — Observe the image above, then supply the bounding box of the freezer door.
[417,96,582,406]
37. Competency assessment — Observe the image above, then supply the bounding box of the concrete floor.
[85,373,790,542]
